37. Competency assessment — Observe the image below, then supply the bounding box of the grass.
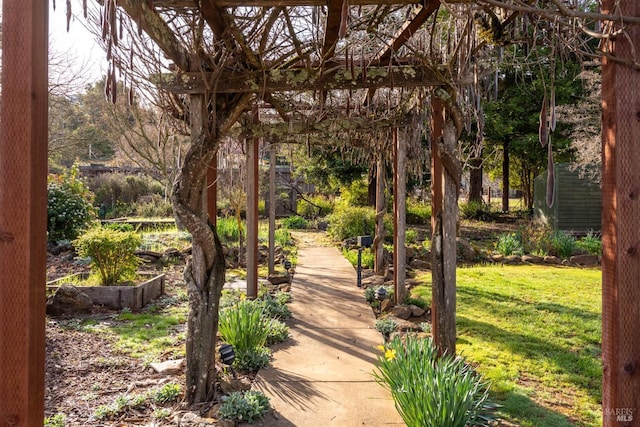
[412,265,602,427]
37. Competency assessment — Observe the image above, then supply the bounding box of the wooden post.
[601,1,640,423]
[502,141,509,212]
[374,151,386,275]
[246,130,260,298]
[0,0,48,424]
[431,98,444,349]
[207,151,218,226]
[268,140,276,276]
[393,127,407,304]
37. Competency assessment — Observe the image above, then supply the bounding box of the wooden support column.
[431,97,457,355]
[374,151,386,275]
[246,130,260,298]
[601,0,640,423]
[268,140,277,276]
[0,0,48,424]
[393,128,407,304]
[207,151,218,226]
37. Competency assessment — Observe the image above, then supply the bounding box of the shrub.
[337,179,369,208]
[47,165,96,242]
[518,223,553,256]
[74,227,141,285]
[495,233,523,256]
[375,318,397,338]
[275,291,292,305]
[218,390,271,423]
[460,200,489,220]
[274,228,293,247]
[328,205,376,241]
[153,383,181,404]
[259,295,292,320]
[135,193,173,218]
[406,199,431,225]
[551,231,576,258]
[576,232,602,256]
[297,194,334,219]
[373,336,492,427]
[235,346,271,371]
[342,247,375,269]
[405,229,418,244]
[88,172,165,219]
[280,215,309,230]
[405,296,429,310]
[217,216,243,244]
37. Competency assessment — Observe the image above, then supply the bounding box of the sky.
[48,0,106,82]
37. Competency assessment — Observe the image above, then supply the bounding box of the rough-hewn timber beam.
[154,0,429,7]
[154,65,470,94]
[323,0,344,60]
[117,0,191,70]
[239,116,394,138]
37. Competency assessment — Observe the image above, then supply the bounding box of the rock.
[521,254,543,263]
[570,254,599,267]
[405,246,416,261]
[150,358,184,375]
[387,316,420,332]
[362,275,385,288]
[46,285,93,316]
[491,254,504,262]
[268,273,290,286]
[317,221,328,231]
[219,376,252,394]
[278,283,291,293]
[380,298,394,312]
[391,305,412,320]
[543,255,561,265]
[407,304,426,317]
[457,238,478,261]
[409,259,431,270]
[503,255,521,264]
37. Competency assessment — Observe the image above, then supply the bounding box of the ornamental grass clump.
[218,300,271,371]
[74,227,141,286]
[373,335,493,427]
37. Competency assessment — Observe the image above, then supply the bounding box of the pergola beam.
[155,65,469,94]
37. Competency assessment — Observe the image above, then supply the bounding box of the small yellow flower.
[384,348,397,361]
[376,345,386,352]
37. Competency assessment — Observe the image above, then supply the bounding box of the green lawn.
[412,265,602,426]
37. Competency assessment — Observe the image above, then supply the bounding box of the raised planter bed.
[47,272,166,310]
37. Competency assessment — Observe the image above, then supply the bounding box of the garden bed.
[47,272,166,310]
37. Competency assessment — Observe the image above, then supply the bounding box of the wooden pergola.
[1,0,639,424]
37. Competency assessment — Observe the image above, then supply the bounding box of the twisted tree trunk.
[172,92,251,404]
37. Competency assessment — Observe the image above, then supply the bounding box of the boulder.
[150,359,184,375]
[407,304,426,317]
[380,298,394,312]
[219,376,252,394]
[503,255,521,264]
[522,254,543,263]
[391,305,412,320]
[570,254,599,267]
[491,254,504,262]
[409,259,431,270]
[268,273,291,286]
[543,255,561,265]
[456,238,478,261]
[46,285,93,316]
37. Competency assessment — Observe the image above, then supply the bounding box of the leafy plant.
[47,165,96,242]
[219,300,271,370]
[373,336,492,427]
[375,318,397,340]
[342,247,374,269]
[405,229,418,244]
[217,216,243,244]
[274,228,293,247]
[154,382,181,404]
[297,194,334,219]
[495,233,524,256]
[460,200,490,220]
[327,205,376,241]
[406,198,431,225]
[280,215,309,229]
[405,296,429,310]
[551,230,576,258]
[266,318,289,345]
[94,394,130,420]
[44,413,66,427]
[275,291,292,305]
[218,390,271,423]
[259,295,292,320]
[576,232,602,256]
[74,227,141,285]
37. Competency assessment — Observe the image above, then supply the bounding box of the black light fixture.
[219,343,237,378]
[375,287,387,301]
[283,260,292,270]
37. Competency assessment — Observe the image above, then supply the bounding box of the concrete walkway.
[247,232,404,426]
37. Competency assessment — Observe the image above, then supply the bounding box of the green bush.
[47,166,96,242]
[217,216,243,244]
[405,229,418,244]
[460,200,488,220]
[406,199,431,225]
[495,233,523,256]
[44,414,66,427]
[235,346,271,371]
[88,172,165,219]
[280,215,308,230]
[259,295,292,320]
[135,193,173,218]
[328,205,376,241]
[375,318,397,338]
[153,383,181,404]
[405,296,429,310]
[297,194,334,218]
[373,336,492,427]
[342,247,375,269]
[266,318,290,345]
[338,179,370,208]
[274,228,293,247]
[551,231,576,258]
[74,227,141,285]
[576,232,602,256]
[218,390,271,423]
